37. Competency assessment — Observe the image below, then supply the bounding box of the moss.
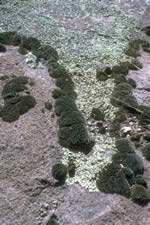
[129,59,143,70]
[138,105,150,125]
[0,44,6,52]
[109,119,121,138]
[52,163,67,181]
[122,167,135,186]
[20,36,41,53]
[91,107,105,121]
[58,123,93,153]
[0,75,9,80]
[135,175,147,188]
[16,95,36,114]
[58,110,84,127]
[68,160,76,177]
[96,162,131,197]
[110,82,132,107]
[55,76,76,97]
[131,184,150,205]
[96,65,111,81]
[0,32,21,46]
[52,88,67,99]
[1,104,20,122]
[141,143,150,161]
[18,46,28,55]
[2,76,29,98]
[48,62,68,78]
[45,101,52,111]
[115,138,135,153]
[55,96,78,116]
[112,62,129,75]
[113,73,127,85]
[47,214,59,225]
[36,45,59,62]
[127,78,136,88]
[113,138,144,175]
[141,26,150,36]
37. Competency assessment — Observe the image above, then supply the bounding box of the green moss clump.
[141,143,150,161]
[1,104,20,122]
[127,78,136,88]
[135,175,147,188]
[115,138,135,153]
[48,62,68,78]
[138,105,150,125]
[55,96,78,116]
[0,44,6,52]
[123,167,135,186]
[47,214,58,225]
[0,32,21,46]
[96,162,131,197]
[112,62,129,75]
[18,47,28,55]
[58,123,93,152]
[68,160,76,177]
[20,36,41,53]
[52,163,67,181]
[91,107,105,121]
[129,59,143,70]
[125,40,141,57]
[52,88,67,99]
[58,111,84,127]
[55,76,76,97]
[16,95,36,114]
[96,65,111,81]
[113,74,127,85]
[141,26,150,36]
[0,75,9,80]
[2,76,29,98]
[113,138,144,175]
[36,45,59,62]
[45,101,52,111]
[131,184,150,205]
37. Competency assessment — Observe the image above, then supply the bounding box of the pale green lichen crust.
[1,0,149,191]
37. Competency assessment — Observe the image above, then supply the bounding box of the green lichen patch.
[0,44,6,52]
[96,162,131,197]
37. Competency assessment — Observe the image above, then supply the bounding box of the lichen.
[0,0,148,191]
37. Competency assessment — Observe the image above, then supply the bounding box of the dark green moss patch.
[58,111,84,128]
[2,76,29,98]
[96,162,131,197]
[129,59,143,70]
[91,107,105,121]
[141,143,150,161]
[96,64,111,81]
[52,88,67,99]
[135,175,147,188]
[68,160,76,177]
[47,214,59,225]
[48,62,68,78]
[137,105,150,125]
[141,26,150,36]
[112,62,129,75]
[0,75,9,80]
[52,163,67,181]
[45,101,52,111]
[131,184,150,205]
[55,96,78,116]
[127,78,136,88]
[113,138,144,175]
[18,46,28,55]
[20,36,41,53]
[0,32,21,46]
[0,44,6,52]
[36,45,59,62]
